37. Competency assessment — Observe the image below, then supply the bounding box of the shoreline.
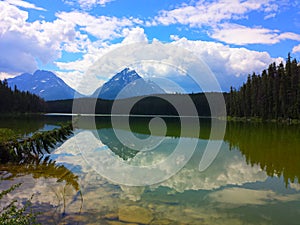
[226,116,300,125]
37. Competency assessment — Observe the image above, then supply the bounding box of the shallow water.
[1,115,300,224]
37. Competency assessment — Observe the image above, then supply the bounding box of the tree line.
[227,53,300,120]
[46,93,225,117]
[0,79,45,113]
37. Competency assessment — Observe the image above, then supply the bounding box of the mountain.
[7,70,81,101]
[93,68,165,99]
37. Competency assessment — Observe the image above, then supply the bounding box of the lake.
[1,115,300,225]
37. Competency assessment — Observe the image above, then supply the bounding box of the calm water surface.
[1,115,300,225]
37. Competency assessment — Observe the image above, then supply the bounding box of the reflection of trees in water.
[225,122,300,186]
[0,115,71,136]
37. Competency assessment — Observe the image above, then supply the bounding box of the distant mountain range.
[6,68,165,101]
[7,70,82,101]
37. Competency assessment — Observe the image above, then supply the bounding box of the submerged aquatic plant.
[0,183,40,225]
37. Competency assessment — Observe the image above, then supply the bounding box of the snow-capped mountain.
[7,70,81,101]
[93,68,165,99]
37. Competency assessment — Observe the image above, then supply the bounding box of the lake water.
[1,115,300,225]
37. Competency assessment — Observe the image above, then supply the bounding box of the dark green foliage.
[0,128,17,142]
[227,53,300,120]
[46,93,227,117]
[0,79,45,114]
[0,123,73,163]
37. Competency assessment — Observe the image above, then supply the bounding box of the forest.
[46,93,225,117]
[0,79,45,113]
[226,53,300,120]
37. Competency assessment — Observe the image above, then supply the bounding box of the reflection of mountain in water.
[97,128,139,160]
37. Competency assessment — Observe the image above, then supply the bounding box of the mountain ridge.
[6,68,165,101]
[92,68,165,99]
[7,70,82,101]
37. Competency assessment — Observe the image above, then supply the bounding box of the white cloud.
[209,187,300,205]
[4,0,46,11]
[172,37,283,77]
[56,11,133,40]
[154,0,279,28]
[152,0,300,47]
[170,34,180,41]
[55,70,85,93]
[292,44,300,53]
[54,28,149,94]
[211,23,300,45]
[0,72,16,80]
[0,2,81,73]
[55,37,284,93]
[0,3,139,75]
[121,27,148,44]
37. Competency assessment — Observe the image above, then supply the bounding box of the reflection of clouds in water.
[290,183,300,191]
[208,187,300,205]
[156,150,267,193]
[0,175,80,217]
[2,130,300,224]
[52,130,268,195]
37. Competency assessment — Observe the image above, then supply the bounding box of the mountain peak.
[7,70,81,100]
[93,68,165,99]
[120,67,133,73]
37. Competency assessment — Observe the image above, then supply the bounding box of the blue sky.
[1,0,300,94]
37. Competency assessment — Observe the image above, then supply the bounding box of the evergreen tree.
[0,80,45,113]
[227,53,300,120]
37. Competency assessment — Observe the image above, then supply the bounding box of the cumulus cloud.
[0,2,140,76]
[0,2,81,73]
[171,37,283,89]
[55,28,149,94]
[55,70,86,94]
[211,23,300,45]
[121,27,148,44]
[55,37,284,93]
